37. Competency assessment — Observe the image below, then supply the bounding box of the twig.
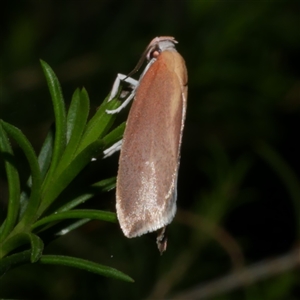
[146,210,244,299]
[171,246,300,300]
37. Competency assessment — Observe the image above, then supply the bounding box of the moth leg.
[107,91,135,114]
[138,57,155,79]
[103,140,123,158]
[106,57,156,115]
[106,74,139,114]
[156,227,168,255]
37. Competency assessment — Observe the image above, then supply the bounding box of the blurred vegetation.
[1,0,300,299]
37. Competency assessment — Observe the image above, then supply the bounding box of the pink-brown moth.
[105,37,187,253]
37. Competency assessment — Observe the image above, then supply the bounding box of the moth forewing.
[116,46,187,240]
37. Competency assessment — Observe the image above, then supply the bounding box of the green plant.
[0,60,133,283]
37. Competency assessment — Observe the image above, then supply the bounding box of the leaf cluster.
[0,61,132,283]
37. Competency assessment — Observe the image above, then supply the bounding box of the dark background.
[1,0,300,299]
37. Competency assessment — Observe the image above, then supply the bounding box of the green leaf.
[32,209,117,230]
[76,95,121,154]
[38,140,103,216]
[55,219,90,236]
[0,250,31,276]
[40,60,67,192]
[28,233,44,262]
[101,122,125,150]
[39,255,134,282]
[66,88,80,143]
[92,177,116,192]
[38,124,55,180]
[1,121,42,227]
[19,126,54,219]
[0,232,43,262]
[55,88,90,176]
[0,122,21,242]
[0,251,133,282]
[56,177,116,213]
[66,88,90,144]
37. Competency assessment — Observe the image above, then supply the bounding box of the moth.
[105,36,187,253]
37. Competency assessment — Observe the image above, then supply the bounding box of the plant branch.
[171,246,300,300]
